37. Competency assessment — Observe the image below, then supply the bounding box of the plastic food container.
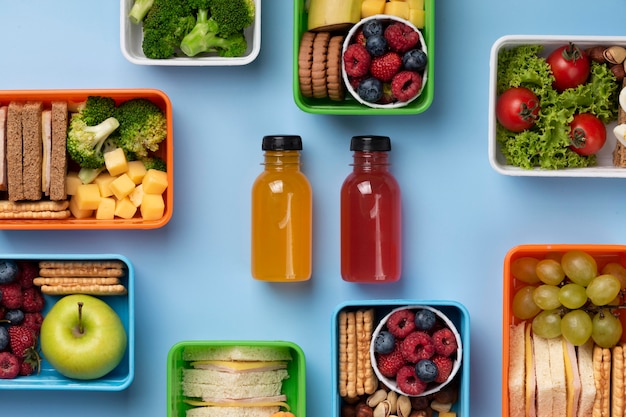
[167,340,306,417]
[120,0,261,66]
[0,253,134,391]
[488,35,626,177]
[502,244,626,417]
[293,1,435,115]
[0,89,173,230]
[331,300,469,417]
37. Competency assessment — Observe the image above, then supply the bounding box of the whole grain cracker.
[41,283,127,296]
[613,344,626,417]
[34,277,121,286]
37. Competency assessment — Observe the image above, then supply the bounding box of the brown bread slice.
[6,102,24,201]
[21,101,43,201]
[49,101,68,200]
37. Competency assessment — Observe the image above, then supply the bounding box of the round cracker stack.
[297,31,346,102]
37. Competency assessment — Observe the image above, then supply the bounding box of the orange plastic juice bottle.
[251,135,312,281]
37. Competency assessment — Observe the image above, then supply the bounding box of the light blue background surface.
[2,0,626,415]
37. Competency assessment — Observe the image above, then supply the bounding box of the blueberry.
[0,327,7,351]
[0,260,17,284]
[357,77,383,103]
[415,359,438,383]
[4,309,24,325]
[365,35,388,57]
[374,330,395,354]
[362,19,384,38]
[402,49,427,72]
[414,309,436,331]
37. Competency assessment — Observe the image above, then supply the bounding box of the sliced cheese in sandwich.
[547,337,566,417]
[508,322,525,417]
[525,323,537,417]
[612,344,626,417]
[41,109,52,196]
[563,338,581,417]
[0,105,7,191]
[533,334,553,417]
[21,101,43,201]
[576,339,596,417]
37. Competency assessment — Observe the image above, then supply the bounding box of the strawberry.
[0,283,23,309]
[384,22,420,53]
[391,71,423,102]
[15,261,38,289]
[432,355,453,383]
[8,325,36,358]
[22,287,44,313]
[0,352,20,379]
[354,29,366,46]
[343,43,371,78]
[370,52,402,83]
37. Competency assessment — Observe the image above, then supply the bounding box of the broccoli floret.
[114,99,167,159]
[180,9,247,57]
[70,96,117,126]
[67,116,120,169]
[129,0,154,24]
[208,0,255,36]
[140,156,167,172]
[142,0,196,59]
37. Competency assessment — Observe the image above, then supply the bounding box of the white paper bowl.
[119,0,261,66]
[488,34,626,177]
[342,14,428,109]
[370,305,462,397]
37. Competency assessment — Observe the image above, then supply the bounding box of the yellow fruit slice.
[384,1,410,20]
[409,8,425,28]
[361,0,386,18]
[406,0,424,10]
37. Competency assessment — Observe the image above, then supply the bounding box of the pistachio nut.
[604,46,626,65]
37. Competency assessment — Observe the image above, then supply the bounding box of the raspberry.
[384,23,420,53]
[354,29,366,46]
[432,355,453,383]
[391,71,423,102]
[22,287,44,313]
[375,346,404,378]
[400,331,435,363]
[432,328,458,357]
[0,283,23,309]
[343,43,371,77]
[0,352,19,379]
[386,309,416,339]
[396,365,428,395]
[23,312,44,335]
[15,261,38,289]
[8,325,36,358]
[370,52,402,83]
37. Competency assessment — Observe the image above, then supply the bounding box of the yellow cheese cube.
[142,169,168,195]
[110,174,136,200]
[74,184,101,211]
[126,160,147,184]
[384,1,410,20]
[104,148,128,177]
[114,197,137,219]
[66,172,82,196]
[361,0,386,17]
[140,193,165,221]
[406,0,424,10]
[69,196,94,219]
[94,173,116,198]
[128,184,144,207]
[95,197,116,220]
[409,8,425,28]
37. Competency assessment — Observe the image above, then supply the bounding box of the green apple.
[40,294,127,380]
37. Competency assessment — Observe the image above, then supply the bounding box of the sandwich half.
[576,339,596,417]
[508,322,525,417]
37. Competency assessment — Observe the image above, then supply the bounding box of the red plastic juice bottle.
[251,135,312,282]
[341,135,401,283]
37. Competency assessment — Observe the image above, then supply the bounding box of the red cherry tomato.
[546,43,590,92]
[496,87,540,132]
[568,113,606,156]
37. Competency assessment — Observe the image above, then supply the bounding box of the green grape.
[511,257,541,284]
[586,274,621,306]
[561,250,597,287]
[532,284,562,310]
[561,310,593,346]
[558,283,588,309]
[536,258,565,285]
[592,309,623,348]
[602,262,626,288]
[532,309,562,339]
[512,286,541,320]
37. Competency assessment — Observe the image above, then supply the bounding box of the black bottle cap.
[262,135,303,151]
[350,135,391,152]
